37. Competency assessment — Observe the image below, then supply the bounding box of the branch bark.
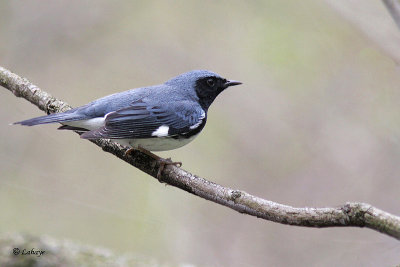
[1,65,400,240]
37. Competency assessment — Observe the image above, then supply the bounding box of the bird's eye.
[206,78,215,87]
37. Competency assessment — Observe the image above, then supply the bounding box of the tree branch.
[383,0,400,30]
[2,65,400,240]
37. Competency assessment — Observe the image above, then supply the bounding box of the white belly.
[115,135,198,151]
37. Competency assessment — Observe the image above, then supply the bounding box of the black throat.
[170,116,207,139]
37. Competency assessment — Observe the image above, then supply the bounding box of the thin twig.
[1,66,400,240]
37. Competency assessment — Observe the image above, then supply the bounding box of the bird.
[14,70,242,178]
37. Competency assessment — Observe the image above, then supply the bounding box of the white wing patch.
[151,125,169,137]
[190,110,206,130]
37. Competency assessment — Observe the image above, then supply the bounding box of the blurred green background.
[1,0,400,266]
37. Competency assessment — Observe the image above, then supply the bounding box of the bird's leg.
[126,146,182,181]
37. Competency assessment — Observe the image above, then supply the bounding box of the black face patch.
[195,76,228,111]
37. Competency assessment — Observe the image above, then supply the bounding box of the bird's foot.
[127,146,182,182]
[124,147,136,157]
[155,158,182,182]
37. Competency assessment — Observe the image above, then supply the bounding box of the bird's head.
[165,70,242,110]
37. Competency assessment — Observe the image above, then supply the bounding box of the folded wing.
[80,99,206,139]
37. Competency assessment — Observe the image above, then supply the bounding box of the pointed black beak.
[224,80,242,88]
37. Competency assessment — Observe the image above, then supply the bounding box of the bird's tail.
[13,110,86,126]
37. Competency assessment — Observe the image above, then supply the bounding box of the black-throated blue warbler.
[14,70,242,177]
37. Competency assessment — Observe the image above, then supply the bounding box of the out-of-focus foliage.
[0,233,174,267]
[1,0,399,266]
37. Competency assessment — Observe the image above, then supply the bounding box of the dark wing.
[80,100,206,139]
